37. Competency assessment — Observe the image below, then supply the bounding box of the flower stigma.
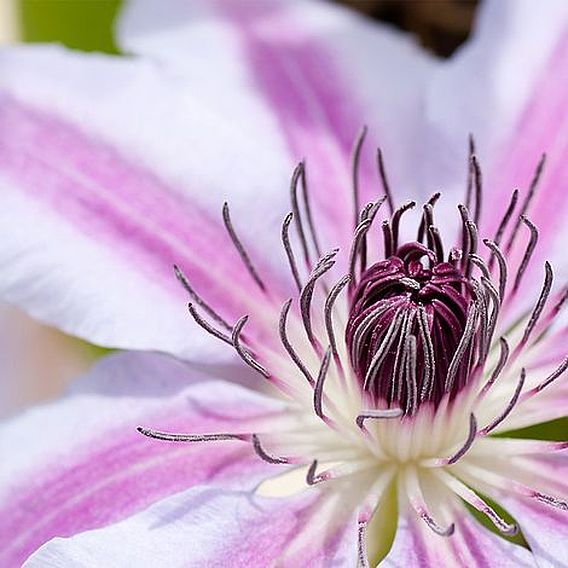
[138,131,568,564]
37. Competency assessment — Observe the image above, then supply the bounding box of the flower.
[0,0,567,566]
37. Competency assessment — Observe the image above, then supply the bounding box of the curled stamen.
[465,221,478,278]
[300,251,338,346]
[377,147,395,215]
[281,212,302,292]
[356,408,403,429]
[445,304,478,392]
[520,261,554,347]
[137,427,243,443]
[491,189,519,252]
[478,337,509,398]
[279,299,315,386]
[391,201,416,250]
[436,471,518,535]
[417,193,441,243]
[187,303,233,346]
[348,219,372,287]
[252,434,290,465]
[406,469,455,537]
[174,265,232,330]
[298,161,323,259]
[222,202,266,292]
[324,275,351,359]
[479,369,525,436]
[306,459,328,485]
[351,126,368,228]
[512,216,539,294]
[290,162,312,267]
[382,220,393,258]
[483,240,507,302]
[313,347,332,421]
[232,315,270,378]
[521,356,568,400]
[506,153,546,254]
[533,491,568,511]
[427,413,477,466]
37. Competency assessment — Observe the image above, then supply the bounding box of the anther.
[222,202,266,292]
[232,315,270,378]
[376,147,395,215]
[313,347,332,422]
[351,126,368,228]
[281,212,302,292]
[512,216,539,294]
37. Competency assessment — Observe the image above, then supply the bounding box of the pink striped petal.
[118,0,437,246]
[0,352,284,566]
[383,507,535,567]
[0,46,294,359]
[23,485,358,567]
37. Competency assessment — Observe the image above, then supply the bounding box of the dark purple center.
[346,242,475,414]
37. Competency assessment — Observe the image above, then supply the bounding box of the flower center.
[346,242,473,414]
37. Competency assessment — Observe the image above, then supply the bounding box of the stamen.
[428,226,444,263]
[298,161,323,259]
[478,337,509,398]
[376,147,395,216]
[469,254,490,280]
[279,299,315,386]
[348,219,372,287]
[521,356,568,400]
[324,275,351,359]
[187,303,233,346]
[445,304,478,392]
[470,153,483,225]
[363,310,404,390]
[488,189,519,272]
[313,347,332,422]
[406,469,455,536]
[382,219,393,258]
[464,220,478,278]
[391,201,416,250]
[281,212,302,292]
[251,434,290,465]
[351,126,368,228]
[405,335,418,415]
[465,134,475,210]
[222,202,266,292]
[417,193,441,243]
[478,368,525,436]
[520,261,554,347]
[300,251,338,346]
[483,240,507,302]
[417,307,435,402]
[512,216,539,294]
[533,491,568,511]
[306,459,328,485]
[137,427,243,443]
[173,265,232,330]
[232,315,270,378]
[356,408,403,429]
[436,471,518,535]
[357,517,370,568]
[359,197,387,273]
[429,413,477,466]
[505,153,546,254]
[290,162,312,268]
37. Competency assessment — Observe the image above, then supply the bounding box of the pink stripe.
[222,1,379,248]
[0,94,286,321]
[0,401,278,566]
[482,30,568,282]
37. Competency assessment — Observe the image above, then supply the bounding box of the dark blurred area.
[338,0,478,57]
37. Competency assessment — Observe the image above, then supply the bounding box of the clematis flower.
[0,0,567,565]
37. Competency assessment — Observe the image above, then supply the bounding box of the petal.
[0,46,293,359]
[118,0,437,238]
[383,506,535,567]
[458,452,567,568]
[0,351,284,566]
[24,485,358,567]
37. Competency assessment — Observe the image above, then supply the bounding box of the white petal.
[0,351,284,566]
[24,485,358,567]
